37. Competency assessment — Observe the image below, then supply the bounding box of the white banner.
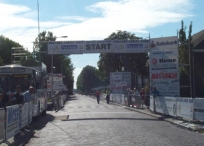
[164,97,177,116]
[21,103,29,128]
[6,105,20,139]
[48,39,150,54]
[177,98,194,121]
[0,108,5,141]
[48,41,83,54]
[193,98,204,121]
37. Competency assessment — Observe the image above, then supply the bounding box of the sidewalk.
[107,100,204,133]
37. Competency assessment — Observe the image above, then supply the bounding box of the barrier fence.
[0,108,5,142]
[52,93,67,111]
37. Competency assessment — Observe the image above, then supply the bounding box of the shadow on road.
[62,117,164,122]
[10,114,55,146]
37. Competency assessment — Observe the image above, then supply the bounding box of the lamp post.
[51,36,68,97]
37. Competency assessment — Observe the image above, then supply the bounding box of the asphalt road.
[25,94,204,146]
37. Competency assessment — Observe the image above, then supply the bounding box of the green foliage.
[76,65,102,93]
[178,20,193,97]
[97,30,149,88]
[0,35,22,65]
[0,57,3,66]
[33,31,74,92]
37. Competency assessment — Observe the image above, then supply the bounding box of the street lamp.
[51,36,68,98]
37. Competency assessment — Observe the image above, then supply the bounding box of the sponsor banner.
[177,98,194,120]
[150,96,154,111]
[21,103,29,128]
[83,40,113,53]
[48,39,150,54]
[164,97,177,116]
[6,105,20,139]
[193,98,204,121]
[110,72,131,94]
[0,108,5,141]
[112,39,150,53]
[150,36,178,50]
[48,41,83,54]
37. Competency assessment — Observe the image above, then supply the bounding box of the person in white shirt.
[23,86,34,102]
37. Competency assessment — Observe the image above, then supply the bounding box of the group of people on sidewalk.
[0,85,34,108]
[94,86,160,108]
[127,86,160,109]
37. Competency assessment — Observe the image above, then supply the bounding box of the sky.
[0,0,204,89]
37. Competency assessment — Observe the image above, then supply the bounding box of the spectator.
[133,87,140,96]
[151,87,160,97]
[140,88,145,108]
[96,90,100,104]
[144,86,150,109]
[10,85,24,105]
[106,89,110,104]
[23,86,34,103]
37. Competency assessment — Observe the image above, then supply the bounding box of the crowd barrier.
[52,93,67,111]
[0,108,5,142]
[150,96,204,122]
[87,92,204,122]
[0,93,67,144]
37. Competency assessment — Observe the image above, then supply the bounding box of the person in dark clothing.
[10,85,24,105]
[0,90,10,108]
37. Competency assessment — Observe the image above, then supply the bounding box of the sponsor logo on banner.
[151,48,178,57]
[151,72,178,79]
[150,40,178,48]
[150,64,177,70]
[151,58,177,64]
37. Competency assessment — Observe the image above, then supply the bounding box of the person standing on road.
[23,86,34,103]
[144,86,150,109]
[140,88,145,108]
[106,89,110,104]
[96,90,100,104]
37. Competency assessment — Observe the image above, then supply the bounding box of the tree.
[0,35,22,65]
[97,30,148,88]
[76,65,102,93]
[178,20,193,97]
[33,31,74,93]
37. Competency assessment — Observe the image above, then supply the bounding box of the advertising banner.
[110,72,131,94]
[48,39,150,54]
[21,103,29,128]
[177,98,194,121]
[193,98,204,121]
[48,41,83,54]
[0,108,5,141]
[6,105,20,140]
[149,36,179,97]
